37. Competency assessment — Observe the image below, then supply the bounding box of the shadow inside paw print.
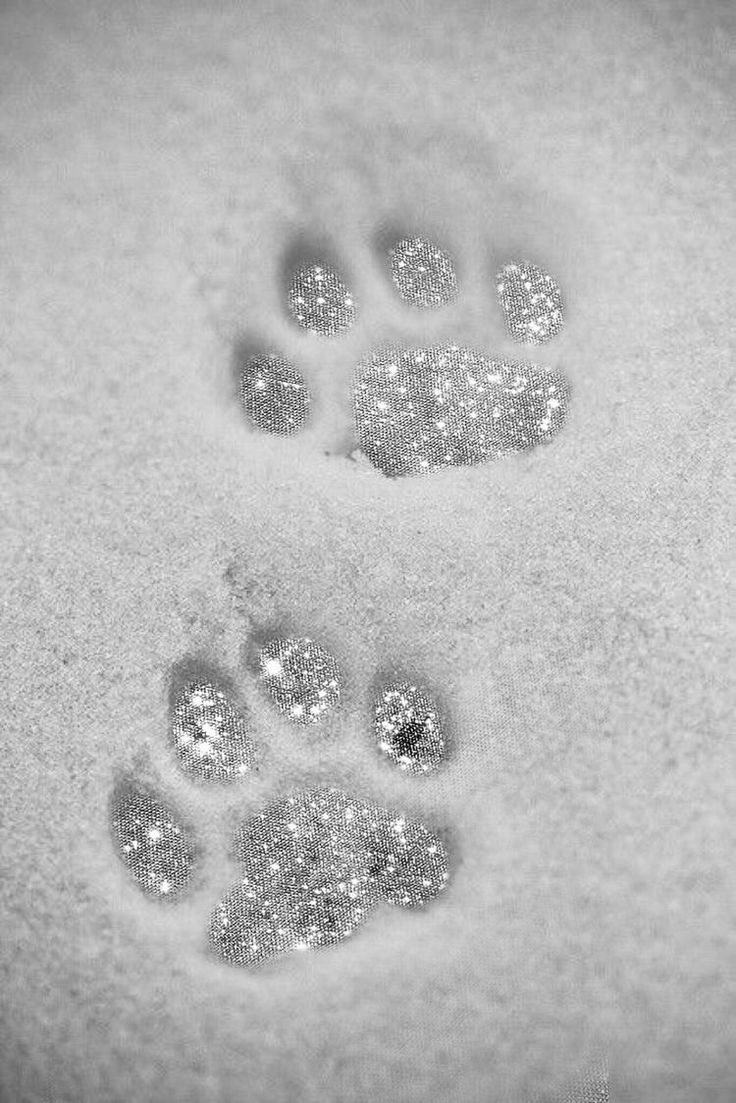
[235,230,571,477]
[109,636,450,968]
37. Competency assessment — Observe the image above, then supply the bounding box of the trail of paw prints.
[235,230,571,477]
[109,634,450,966]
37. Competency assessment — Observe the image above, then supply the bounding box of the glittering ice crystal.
[363,811,450,908]
[211,789,377,965]
[287,263,356,336]
[209,787,450,966]
[389,236,458,308]
[352,345,439,477]
[530,1058,610,1103]
[353,343,570,477]
[374,682,446,774]
[484,357,570,453]
[209,876,377,967]
[110,782,195,900]
[240,353,311,435]
[496,261,564,345]
[258,637,340,724]
[171,680,257,783]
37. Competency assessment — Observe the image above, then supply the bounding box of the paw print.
[236,232,570,477]
[111,220,570,970]
[109,639,450,967]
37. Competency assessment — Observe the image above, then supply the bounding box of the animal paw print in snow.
[238,233,570,477]
[109,637,450,967]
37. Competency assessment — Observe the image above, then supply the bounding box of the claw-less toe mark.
[171,680,258,783]
[287,262,356,337]
[239,352,312,436]
[110,779,197,900]
[374,681,446,774]
[388,235,458,308]
[258,636,341,725]
[496,260,564,345]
